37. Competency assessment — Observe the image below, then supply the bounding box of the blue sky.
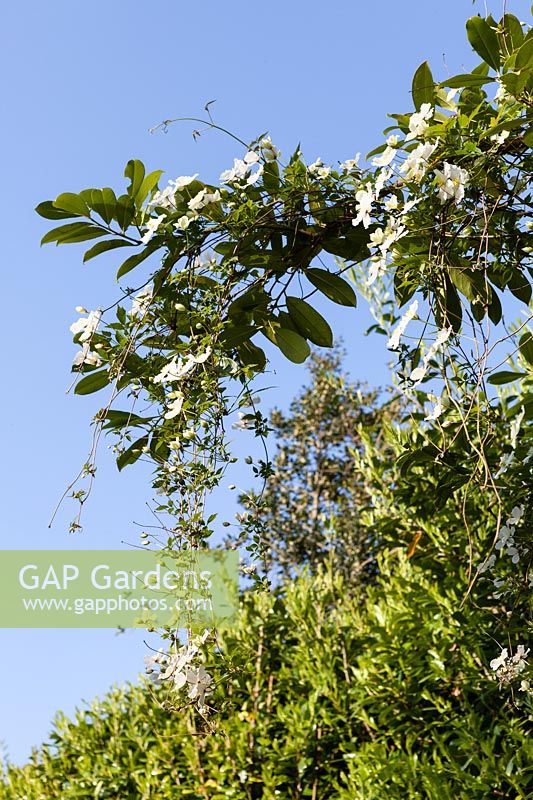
[1,0,529,765]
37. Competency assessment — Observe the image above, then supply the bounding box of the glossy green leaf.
[117,435,149,471]
[440,73,495,88]
[74,370,110,395]
[101,410,153,430]
[83,239,133,263]
[515,37,533,71]
[90,188,117,225]
[35,200,79,220]
[236,340,267,370]
[41,221,107,246]
[286,296,333,347]
[466,16,501,71]
[487,370,526,385]
[412,61,435,109]
[500,13,524,53]
[115,194,136,232]
[116,245,156,280]
[137,170,165,208]
[307,268,357,307]
[124,159,146,199]
[273,328,310,364]
[519,331,533,365]
[52,193,89,217]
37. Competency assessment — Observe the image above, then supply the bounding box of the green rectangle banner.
[0,550,238,628]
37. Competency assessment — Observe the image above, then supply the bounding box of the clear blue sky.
[1,0,529,765]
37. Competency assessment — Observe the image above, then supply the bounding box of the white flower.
[352,185,375,229]
[141,214,165,244]
[510,406,525,450]
[130,285,153,318]
[341,153,360,172]
[491,129,510,146]
[405,103,434,141]
[171,174,199,190]
[387,299,418,350]
[477,553,495,574]
[508,505,524,526]
[164,393,185,420]
[369,227,385,247]
[308,158,332,178]
[75,305,87,314]
[400,142,437,182]
[513,645,530,663]
[524,446,533,465]
[174,215,192,231]
[247,164,264,185]
[153,348,211,384]
[384,195,399,211]
[72,345,102,368]
[409,327,452,384]
[372,146,396,168]
[260,137,281,161]
[506,545,520,564]
[425,395,444,421]
[374,168,392,196]
[366,257,387,287]
[186,665,213,706]
[434,162,469,205]
[220,159,248,183]
[490,648,509,671]
[495,524,514,550]
[188,189,221,212]
[494,450,515,479]
[70,309,102,343]
[244,150,260,165]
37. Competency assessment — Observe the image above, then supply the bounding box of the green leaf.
[263,161,280,195]
[53,193,90,217]
[41,221,107,246]
[124,159,146,200]
[116,245,156,280]
[116,435,149,471]
[101,410,153,430]
[487,370,526,385]
[515,37,533,71]
[236,340,267,370]
[306,268,357,307]
[500,13,524,53]
[466,16,501,71]
[83,239,133,263]
[286,296,333,347]
[440,73,495,88]
[74,370,110,395]
[35,200,79,220]
[115,194,137,232]
[519,331,533,365]
[90,188,117,225]
[137,170,164,208]
[412,61,435,109]
[273,328,310,363]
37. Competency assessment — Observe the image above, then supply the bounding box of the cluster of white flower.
[405,102,434,141]
[148,174,199,212]
[71,309,103,367]
[144,630,213,712]
[387,299,418,351]
[260,136,281,162]
[409,327,452,384]
[153,348,212,385]
[424,393,445,421]
[352,185,374,229]
[141,214,165,244]
[340,153,360,172]
[490,644,530,686]
[400,141,437,183]
[130,285,153,319]
[308,157,332,179]
[371,134,399,168]
[434,162,469,204]
[495,505,525,565]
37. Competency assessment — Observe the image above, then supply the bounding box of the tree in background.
[234,347,403,581]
